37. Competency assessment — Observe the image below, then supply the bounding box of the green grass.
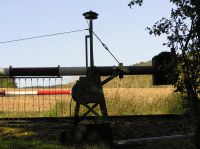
[0,117,195,149]
[0,121,108,149]
[0,77,17,88]
[0,138,109,149]
[105,88,187,115]
[41,101,70,117]
[0,139,65,149]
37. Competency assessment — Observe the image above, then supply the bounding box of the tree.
[0,78,17,88]
[129,0,200,148]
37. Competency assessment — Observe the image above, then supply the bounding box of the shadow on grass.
[0,115,196,149]
[0,138,64,149]
[0,120,71,149]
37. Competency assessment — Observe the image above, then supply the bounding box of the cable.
[92,31,120,64]
[0,29,88,44]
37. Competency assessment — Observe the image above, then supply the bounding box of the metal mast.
[83,11,98,69]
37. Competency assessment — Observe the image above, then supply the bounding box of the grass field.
[0,88,193,149]
[0,87,186,118]
[0,76,191,148]
[104,87,185,115]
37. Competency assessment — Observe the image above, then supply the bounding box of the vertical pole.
[74,103,80,125]
[85,35,89,70]
[89,20,94,68]
[83,11,98,69]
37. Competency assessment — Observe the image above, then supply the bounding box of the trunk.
[186,85,200,149]
[189,94,200,149]
[195,6,200,149]
[195,118,200,149]
[183,3,200,148]
[184,74,200,149]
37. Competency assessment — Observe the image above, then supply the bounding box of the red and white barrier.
[0,90,71,96]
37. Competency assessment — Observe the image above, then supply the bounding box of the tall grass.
[0,88,186,118]
[104,88,186,115]
[39,88,187,116]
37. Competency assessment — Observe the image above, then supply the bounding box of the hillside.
[104,61,153,88]
[104,60,172,88]
[134,60,152,66]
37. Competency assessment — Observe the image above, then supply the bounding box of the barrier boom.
[0,66,153,77]
[0,90,71,96]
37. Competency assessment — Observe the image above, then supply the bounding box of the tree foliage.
[128,0,143,8]
[129,0,199,97]
[0,78,17,88]
[129,0,200,147]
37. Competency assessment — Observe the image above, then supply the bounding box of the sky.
[0,0,174,69]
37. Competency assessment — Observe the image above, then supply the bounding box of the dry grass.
[104,87,185,115]
[0,95,70,112]
[104,88,173,103]
[76,87,183,117]
[0,88,72,117]
[0,87,185,118]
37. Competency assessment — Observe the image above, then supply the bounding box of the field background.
[0,61,193,149]
[0,61,187,118]
[0,86,186,118]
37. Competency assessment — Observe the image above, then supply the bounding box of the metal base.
[72,75,108,125]
[60,123,113,147]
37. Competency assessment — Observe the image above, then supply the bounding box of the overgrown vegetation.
[105,88,186,115]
